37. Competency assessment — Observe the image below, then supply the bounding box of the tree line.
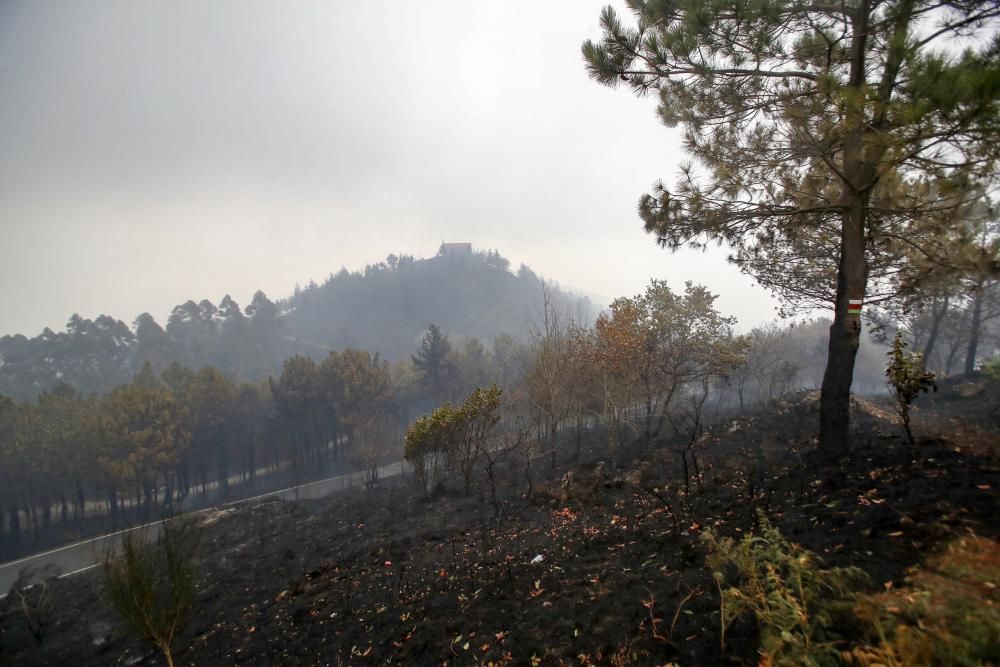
[2,273,992,558]
[0,250,593,402]
[0,316,536,556]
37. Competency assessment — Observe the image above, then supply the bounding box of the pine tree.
[583,0,1000,453]
[412,324,455,403]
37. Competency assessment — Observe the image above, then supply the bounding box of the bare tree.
[525,280,586,470]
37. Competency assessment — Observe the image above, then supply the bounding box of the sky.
[0,0,783,338]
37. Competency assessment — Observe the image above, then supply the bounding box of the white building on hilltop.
[438,242,473,256]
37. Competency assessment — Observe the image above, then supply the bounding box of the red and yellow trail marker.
[848,299,863,316]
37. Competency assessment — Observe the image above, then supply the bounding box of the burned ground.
[2,382,998,666]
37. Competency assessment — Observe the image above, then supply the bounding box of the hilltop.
[280,249,593,359]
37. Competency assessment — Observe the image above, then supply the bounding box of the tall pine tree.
[583,0,1000,452]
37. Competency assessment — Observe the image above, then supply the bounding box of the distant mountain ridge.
[0,249,592,400]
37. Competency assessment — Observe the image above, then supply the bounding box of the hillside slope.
[2,384,997,665]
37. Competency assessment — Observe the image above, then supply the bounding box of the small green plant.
[403,385,503,497]
[703,518,867,666]
[885,332,936,443]
[981,356,1000,383]
[102,519,200,667]
[404,402,461,497]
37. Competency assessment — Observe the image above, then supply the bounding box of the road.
[0,460,409,597]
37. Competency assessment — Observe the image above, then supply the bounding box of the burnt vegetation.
[1,374,997,666]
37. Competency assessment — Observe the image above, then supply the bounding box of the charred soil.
[2,382,998,666]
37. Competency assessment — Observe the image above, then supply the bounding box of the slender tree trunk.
[575,413,582,462]
[109,487,119,531]
[965,285,983,374]
[60,492,69,527]
[27,497,39,540]
[8,502,20,545]
[217,435,229,499]
[41,494,51,531]
[76,481,86,528]
[143,482,153,522]
[248,444,256,485]
[922,297,949,370]
[549,421,558,471]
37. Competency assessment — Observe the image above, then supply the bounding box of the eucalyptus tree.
[583,0,1000,452]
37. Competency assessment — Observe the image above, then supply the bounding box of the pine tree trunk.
[819,195,868,456]
[922,297,948,370]
[60,492,69,528]
[76,481,86,528]
[965,285,983,375]
[8,502,20,545]
[819,0,872,456]
[109,487,119,531]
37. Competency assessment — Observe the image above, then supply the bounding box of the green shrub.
[102,519,200,667]
[981,356,1000,383]
[885,333,936,443]
[404,403,461,497]
[703,519,867,666]
[404,385,503,496]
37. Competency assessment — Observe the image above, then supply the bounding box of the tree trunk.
[922,297,949,370]
[217,435,229,500]
[575,415,582,462]
[60,492,69,528]
[76,481,86,528]
[8,503,20,545]
[820,192,869,454]
[108,488,117,530]
[549,421,558,471]
[41,494,51,531]
[965,285,983,374]
[819,0,872,456]
[27,497,39,540]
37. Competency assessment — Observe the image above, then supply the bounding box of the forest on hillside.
[0,261,988,561]
[0,249,591,401]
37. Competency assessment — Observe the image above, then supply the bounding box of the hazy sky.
[0,1,781,338]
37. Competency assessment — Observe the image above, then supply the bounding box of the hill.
[0,249,593,400]
[280,250,593,360]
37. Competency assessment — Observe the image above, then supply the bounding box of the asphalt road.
[0,460,409,597]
